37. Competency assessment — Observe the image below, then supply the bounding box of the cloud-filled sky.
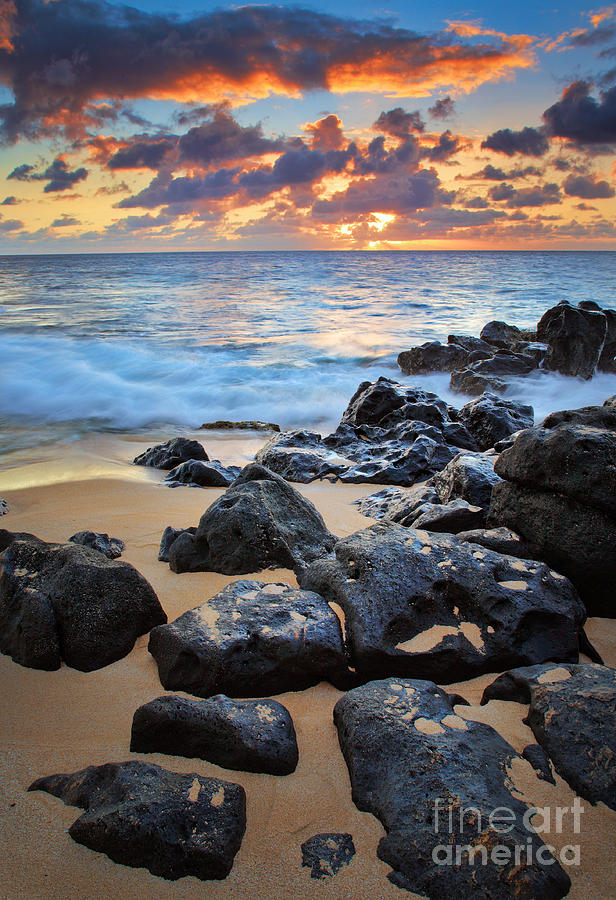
[0,0,614,250]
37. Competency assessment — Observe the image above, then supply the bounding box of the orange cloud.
[0,0,16,52]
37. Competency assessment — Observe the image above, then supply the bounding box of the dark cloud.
[7,162,34,180]
[0,0,535,144]
[563,173,615,199]
[304,115,346,151]
[179,109,285,165]
[489,181,561,207]
[374,107,425,136]
[0,194,17,204]
[543,81,616,145]
[422,130,462,161]
[239,145,353,198]
[481,126,549,156]
[353,134,419,175]
[108,137,176,170]
[465,195,490,208]
[575,202,597,210]
[7,156,88,190]
[50,215,80,227]
[466,163,542,180]
[312,168,450,219]
[0,217,23,231]
[117,169,240,208]
[428,97,455,119]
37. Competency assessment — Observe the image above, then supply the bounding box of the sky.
[0,0,614,251]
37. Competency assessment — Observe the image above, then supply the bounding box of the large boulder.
[450,352,537,396]
[537,302,607,379]
[168,464,336,575]
[131,694,298,775]
[340,378,450,428]
[458,393,534,451]
[397,341,468,375]
[29,761,245,881]
[334,678,571,898]
[598,308,616,372]
[482,663,616,811]
[299,523,584,683]
[133,437,209,470]
[0,538,166,671]
[542,400,616,432]
[480,320,523,347]
[148,580,349,697]
[489,419,616,615]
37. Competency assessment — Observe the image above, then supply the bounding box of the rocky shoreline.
[1,300,615,898]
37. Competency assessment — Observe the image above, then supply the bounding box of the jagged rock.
[0,538,166,671]
[0,500,8,516]
[397,341,468,375]
[158,526,197,562]
[255,430,346,483]
[494,423,616,518]
[68,531,124,559]
[458,393,534,451]
[447,334,494,354]
[131,694,298,775]
[353,484,440,525]
[450,352,537,396]
[598,309,616,372]
[334,678,571,898]
[336,434,457,486]
[200,420,280,432]
[537,303,607,379]
[301,833,356,879]
[457,526,533,559]
[148,580,349,697]
[341,378,450,428]
[28,761,245,881]
[510,340,548,365]
[0,528,40,552]
[432,452,501,509]
[482,663,616,810]
[542,401,616,432]
[522,744,555,784]
[299,523,584,683]
[168,464,336,576]
[480,320,523,348]
[411,499,486,533]
[164,460,241,488]
[133,438,209,470]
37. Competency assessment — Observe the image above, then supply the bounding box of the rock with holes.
[458,393,534,451]
[0,528,40,552]
[133,438,209,470]
[341,377,451,429]
[456,526,533,559]
[537,302,607,379]
[168,464,336,576]
[164,460,241,488]
[397,341,468,375]
[542,401,616,431]
[482,663,616,810]
[334,678,571,898]
[299,523,584,683]
[28,760,245,881]
[255,430,347,483]
[148,580,349,697]
[68,531,125,559]
[0,537,166,671]
[301,833,356,879]
[353,484,440,525]
[432,452,501,509]
[130,694,298,775]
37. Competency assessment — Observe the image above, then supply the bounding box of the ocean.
[2,250,616,456]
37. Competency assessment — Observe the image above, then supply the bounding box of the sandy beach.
[1,431,615,899]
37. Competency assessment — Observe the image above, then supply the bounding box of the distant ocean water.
[2,250,616,456]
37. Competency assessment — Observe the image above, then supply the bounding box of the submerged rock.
[482,663,616,810]
[334,678,571,898]
[148,580,349,697]
[199,420,280,432]
[168,464,336,576]
[299,523,584,683]
[458,393,534,451]
[164,459,241,488]
[68,530,125,559]
[133,438,209,470]
[0,538,166,671]
[29,761,246,881]
[131,694,298,775]
[301,833,356,879]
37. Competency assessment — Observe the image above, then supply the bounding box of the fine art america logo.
[432,797,584,868]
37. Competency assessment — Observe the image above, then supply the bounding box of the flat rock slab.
[482,663,616,810]
[334,678,570,898]
[29,761,245,881]
[168,464,336,576]
[148,580,349,697]
[131,693,298,775]
[68,530,125,559]
[0,538,166,671]
[301,833,356,879]
[133,437,209,469]
[299,524,584,683]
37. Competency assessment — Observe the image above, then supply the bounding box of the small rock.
[522,744,555,785]
[158,526,197,562]
[432,452,501,509]
[411,499,486,533]
[133,438,208,470]
[0,500,8,516]
[301,833,355,879]
[480,320,523,348]
[458,392,534,451]
[164,460,241,488]
[68,531,125,559]
[397,341,468,375]
[199,420,280,432]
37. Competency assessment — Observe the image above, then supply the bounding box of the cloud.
[422,130,463,161]
[465,163,542,179]
[0,1,536,143]
[304,115,346,150]
[428,97,455,119]
[7,163,35,180]
[543,81,616,145]
[7,156,88,191]
[488,181,561,206]
[0,0,16,53]
[374,107,425,136]
[0,215,23,231]
[312,168,450,219]
[481,126,549,156]
[0,194,17,204]
[178,108,285,165]
[50,215,80,227]
[117,169,240,208]
[563,173,615,198]
[108,137,176,170]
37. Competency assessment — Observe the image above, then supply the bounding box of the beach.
[1,430,615,899]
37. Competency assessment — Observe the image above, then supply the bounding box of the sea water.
[2,250,616,455]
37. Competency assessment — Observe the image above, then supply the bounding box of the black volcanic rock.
[542,401,616,432]
[354,484,440,525]
[410,499,485,533]
[301,833,356,879]
[457,526,533,559]
[28,761,245,881]
[340,377,450,428]
[164,459,241,488]
[537,303,607,379]
[432,452,501,509]
[0,528,40,552]
[397,341,468,375]
[168,464,336,576]
[68,531,124,559]
[480,320,523,348]
[482,663,616,810]
[133,438,209,470]
[131,694,298,775]
[148,580,349,697]
[334,678,571,898]
[458,393,534,451]
[158,525,197,562]
[450,351,537,396]
[299,523,584,683]
[256,430,346,483]
[0,538,166,671]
